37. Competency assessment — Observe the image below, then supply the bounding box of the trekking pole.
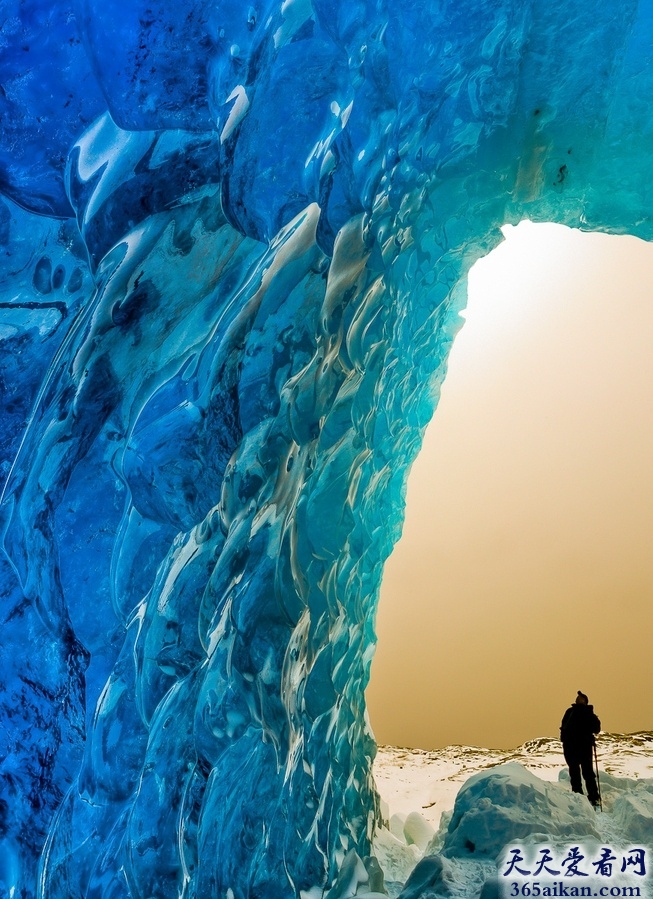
[593,742,602,811]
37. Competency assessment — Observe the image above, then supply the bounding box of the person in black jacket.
[560,691,601,807]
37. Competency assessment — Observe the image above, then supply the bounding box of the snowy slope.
[370,733,653,896]
[374,733,653,831]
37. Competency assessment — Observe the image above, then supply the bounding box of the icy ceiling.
[1,0,652,896]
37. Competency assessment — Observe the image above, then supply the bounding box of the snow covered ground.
[368,733,653,898]
[374,733,653,832]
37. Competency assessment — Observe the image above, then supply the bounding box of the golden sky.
[366,222,653,751]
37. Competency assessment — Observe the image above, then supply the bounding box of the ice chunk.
[373,827,422,885]
[398,855,456,899]
[324,850,387,899]
[397,854,494,899]
[611,782,653,844]
[442,763,599,860]
[403,811,436,851]
[390,813,408,841]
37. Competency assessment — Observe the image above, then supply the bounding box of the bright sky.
[367,221,653,750]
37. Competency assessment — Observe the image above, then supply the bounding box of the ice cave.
[1,0,652,896]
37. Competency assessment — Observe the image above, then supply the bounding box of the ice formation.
[374,756,653,899]
[1,0,653,896]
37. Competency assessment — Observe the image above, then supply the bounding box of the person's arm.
[560,708,572,738]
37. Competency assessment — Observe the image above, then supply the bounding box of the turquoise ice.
[1,0,652,895]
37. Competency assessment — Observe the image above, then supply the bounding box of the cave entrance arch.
[368,222,653,751]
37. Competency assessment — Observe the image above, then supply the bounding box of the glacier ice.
[1,0,653,895]
[441,764,600,860]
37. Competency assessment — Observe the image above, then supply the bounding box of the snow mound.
[611,782,653,844]
[440,763,599,860]
[373,826,422,886]
[398,854,494,899]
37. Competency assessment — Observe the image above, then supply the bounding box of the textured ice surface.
[441,764,600,859]
[2,0,653,896]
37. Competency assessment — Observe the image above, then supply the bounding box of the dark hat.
[576,691,589,704]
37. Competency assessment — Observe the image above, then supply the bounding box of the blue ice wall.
[1,1,653,896]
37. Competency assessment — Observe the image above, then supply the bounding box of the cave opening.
[367,221,653,752]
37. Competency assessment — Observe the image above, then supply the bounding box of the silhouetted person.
[560,691,601,807]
